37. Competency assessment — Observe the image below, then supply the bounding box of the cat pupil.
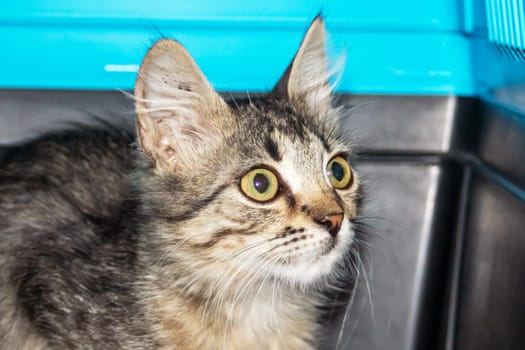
[253,173,269,193]
[332,162,344,181]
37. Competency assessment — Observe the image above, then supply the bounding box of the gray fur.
[0,18,361,350]
[0,129,156,349]
[0,96,357,349]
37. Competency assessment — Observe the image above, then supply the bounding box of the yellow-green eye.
[239,168,280,202]
[326,156,353,189]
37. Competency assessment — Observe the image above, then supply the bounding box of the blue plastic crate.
[0,0,524,96]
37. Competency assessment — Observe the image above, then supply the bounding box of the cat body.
[0,18,360,349]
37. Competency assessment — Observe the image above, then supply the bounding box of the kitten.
[0,17,361,349]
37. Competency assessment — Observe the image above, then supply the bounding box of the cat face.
[134,18,360,290]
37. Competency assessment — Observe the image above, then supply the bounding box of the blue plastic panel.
[0,0,462,30]
[0,1,474,94]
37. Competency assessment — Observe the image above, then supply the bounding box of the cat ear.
[272,16,333,116]
[135,39,230,172]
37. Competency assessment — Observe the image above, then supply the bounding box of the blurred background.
[1,1,525,349]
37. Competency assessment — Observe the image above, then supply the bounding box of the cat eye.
[239,167,280,202]
[326,155,353,189]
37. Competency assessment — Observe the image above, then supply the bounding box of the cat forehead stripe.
[264,137,281,161]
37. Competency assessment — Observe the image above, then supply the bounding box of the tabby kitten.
[0,17,360,350]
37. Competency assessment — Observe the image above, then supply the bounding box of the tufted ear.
[135,39,231,173]
[272,16,333,116]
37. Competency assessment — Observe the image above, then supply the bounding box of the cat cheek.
[336,191,360,217]
[223,235,247,251]
[217,242,240,251]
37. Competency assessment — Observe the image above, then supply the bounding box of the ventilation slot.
[486,0,525,62]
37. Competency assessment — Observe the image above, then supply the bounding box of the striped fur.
[0,17,361,349]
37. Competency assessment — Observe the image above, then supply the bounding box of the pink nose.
[315,213,344,237]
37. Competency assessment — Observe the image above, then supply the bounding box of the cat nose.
[315,213,344,238]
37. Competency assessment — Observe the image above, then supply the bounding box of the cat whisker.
[218,253,279,347]
[234,251,280,307]
[206,245,276,326]
[353,225,398,273]
[245,90,252,105]
[226,93,241,110]
[227,245,278,297]
[227,253,278,332]
[355,250,375,326]
[230,254,285,340]
[335,250,361,350]
[342,100,379,115]
[353,236,374,250]
[271,277,279,326]
[354,215,399,225]
[198,237,274,317]
[208,243,270,300]
[353,220,379,232]
[229,238,271,258]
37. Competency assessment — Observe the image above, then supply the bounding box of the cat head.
[134,17,360,291]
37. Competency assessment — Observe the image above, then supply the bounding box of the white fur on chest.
[151,281,319,350]
[218,287,318,350]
